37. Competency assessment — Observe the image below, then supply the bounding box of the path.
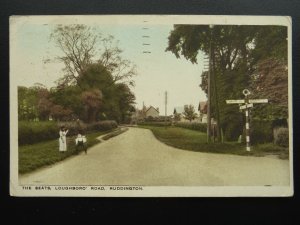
[20,127,290,186]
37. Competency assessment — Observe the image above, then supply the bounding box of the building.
[198,101,207,123]
[145,106,159,118]
[130,104,160,123]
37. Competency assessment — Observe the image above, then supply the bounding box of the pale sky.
[11,17,207,116]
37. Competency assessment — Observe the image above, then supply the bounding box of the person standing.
[59,126,69,152]
[75,132,87,154]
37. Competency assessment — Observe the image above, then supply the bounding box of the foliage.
[19,131,109,174]
[137,121,172,127]
[274,127,289,147]
[183,105,197,122]
[18,121,58,145]
[18,86,39,121]
[81,89,103,122]
[174,122,207,132]
[166,25,288,140]
[19,62,136,123]
[250,58,288,120]
[250,120,273,144]
[88,120,118,131]
[18,25,138,124]
[18,120,117,146]
[49,24,136,87]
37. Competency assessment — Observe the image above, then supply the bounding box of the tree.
[166,25,257,141]
[49,25,137,87]
[37,88,53,121]
[115,83,136,123]
[166,25,288,141]
[173,108,181,122]
[250,58,288,120]
[50,105,73,121]
[49,85,84,120]
[18,86,39,121]
[183,105,197,122]
[81,89,103,123]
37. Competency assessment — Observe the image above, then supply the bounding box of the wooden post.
[244,95,251,151]
[207,26,213,143]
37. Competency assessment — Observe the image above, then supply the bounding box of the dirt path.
[20,127,290,186]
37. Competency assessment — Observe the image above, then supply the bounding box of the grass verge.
[19,130,114,174]
[138,125,288,158]
[102,127,128,140]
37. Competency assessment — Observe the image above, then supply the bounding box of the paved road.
[20,127,290,186]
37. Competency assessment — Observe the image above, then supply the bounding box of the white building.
[145,106,159,118]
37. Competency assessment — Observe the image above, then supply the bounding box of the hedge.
[137,121,171,127]
[174,122,207,133]
[250,120,274,144]
[18,120,118,145]
[274,127,289,147]
[18,121,58,145]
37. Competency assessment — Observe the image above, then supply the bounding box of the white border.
[10,15,293,197]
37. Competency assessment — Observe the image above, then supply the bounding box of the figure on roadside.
[75,132,87,154]
[59,126,69,152]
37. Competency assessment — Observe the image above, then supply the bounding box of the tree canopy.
[49,24,137,88]
[19,25,137,124]
[166,25,288,141]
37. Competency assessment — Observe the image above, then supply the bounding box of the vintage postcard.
[10,15,293,197]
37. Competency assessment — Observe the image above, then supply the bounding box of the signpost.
[226,89,268,152]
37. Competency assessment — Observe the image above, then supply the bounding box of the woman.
[59,126,69,152]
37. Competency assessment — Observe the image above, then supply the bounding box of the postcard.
[10,15,293,197]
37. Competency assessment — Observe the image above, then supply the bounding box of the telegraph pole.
[165,91,168,126]
[207,25,214,143]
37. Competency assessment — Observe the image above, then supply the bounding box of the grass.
[138,125,289,158]
[102,127,128,140]
[19,130,114,174]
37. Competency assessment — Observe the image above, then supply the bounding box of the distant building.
[198,101,207,123]
[130,104,160,123]
[145,106,159,118]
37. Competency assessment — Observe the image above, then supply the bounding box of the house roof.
[146,106,159,113]
[198,101,207,113]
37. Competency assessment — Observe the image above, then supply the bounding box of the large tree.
[49,24,137,88]
[166,25,288,141]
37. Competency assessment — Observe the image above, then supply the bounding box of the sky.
[11,18,208,116]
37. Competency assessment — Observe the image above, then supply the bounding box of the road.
[20,127,290,186]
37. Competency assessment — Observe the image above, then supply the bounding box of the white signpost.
[226,89,268,152]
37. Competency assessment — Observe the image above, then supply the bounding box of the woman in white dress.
[59,126,69,152]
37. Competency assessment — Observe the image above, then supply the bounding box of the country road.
[20,127,290,186]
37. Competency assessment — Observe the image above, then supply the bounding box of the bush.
[58,120,88,136]
[223,120,243,142]
[18,121,58,145]
[274,127,289,147]
[144,116,172,122]
[88,120,118,131]
[138,121,171,127]
[174,122,207,132]
[19,120,118,146]
[250,120,273,144]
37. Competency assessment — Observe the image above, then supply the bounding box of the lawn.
[19,130,113,174]
[138,125,288,158]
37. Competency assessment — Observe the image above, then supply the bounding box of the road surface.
[20,127,290,186]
